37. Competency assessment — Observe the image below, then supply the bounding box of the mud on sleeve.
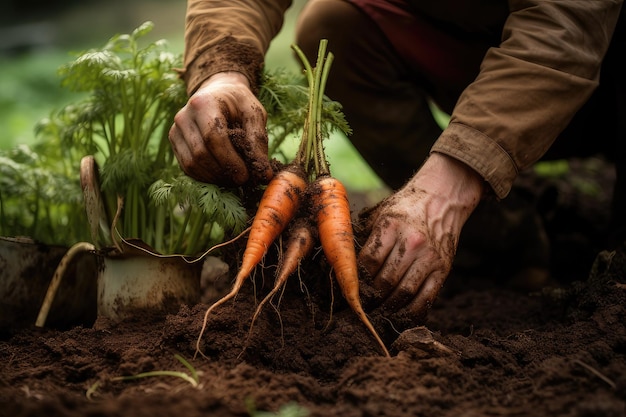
[432,0,623,199]
[182,0,293,96]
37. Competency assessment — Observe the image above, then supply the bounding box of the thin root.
[322,268,335,333]
[115,226,252,263]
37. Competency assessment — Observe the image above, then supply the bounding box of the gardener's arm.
[433,0,623,199]
[360,0,622,320]
[169,0,292,185]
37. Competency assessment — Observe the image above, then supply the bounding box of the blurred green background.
[0,0,386,192]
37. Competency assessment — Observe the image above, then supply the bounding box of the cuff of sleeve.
[430,122,518,199]
[182,36,265,96]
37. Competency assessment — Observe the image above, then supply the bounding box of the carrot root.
[195,165,307,358]
[194,279,243,359]
[314,175,390,358]
[248,218,316,333]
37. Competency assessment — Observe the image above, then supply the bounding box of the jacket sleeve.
[431,0,623,198]
[181,0,293,96]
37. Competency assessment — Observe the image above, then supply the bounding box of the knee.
[295,0,361,60]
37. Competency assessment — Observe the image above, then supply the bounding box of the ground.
[1,157,625,417]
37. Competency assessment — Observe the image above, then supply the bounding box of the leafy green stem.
[290,44,315,173]
[291,40,335,180]
[172,206,193,254]
[185,209,206,255]
[315,50,334,177]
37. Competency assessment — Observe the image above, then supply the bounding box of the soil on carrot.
[1,158,625,417]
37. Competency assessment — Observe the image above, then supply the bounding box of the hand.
[358,153,483,320]
[169,72,274,186]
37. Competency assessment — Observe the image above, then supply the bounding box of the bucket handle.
[34,242,96,328]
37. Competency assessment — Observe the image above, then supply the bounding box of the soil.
[1,157,626,417]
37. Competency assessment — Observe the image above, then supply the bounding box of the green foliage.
[534,160,570,178]
[258,67,351,165]
[37,21,193,246]
[0,143,90,245]
[149,177,247,255]
[1,22,247,254]
[0,23,352,254]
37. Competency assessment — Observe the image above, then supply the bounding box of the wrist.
[199,71,251,90]
[415,153,484,207]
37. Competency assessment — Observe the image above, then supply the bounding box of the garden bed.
[1,158,625,416]
[1,240,625,417]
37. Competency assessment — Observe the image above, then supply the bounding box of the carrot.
[313,175,390,358]
[247,217,317,336]
[195,164,307,358]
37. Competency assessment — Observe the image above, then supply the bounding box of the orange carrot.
[195,165,307,358]
[248,217,317,334]
[313,175,390,357]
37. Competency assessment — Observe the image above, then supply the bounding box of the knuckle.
[403,231,427,251]
[395,282,416,301]
[189,140,210,159]
[252,103,267,120]
[187,93,207,110]
[358,242,381,269]
[379,272,398,289]
[172,109,186,125]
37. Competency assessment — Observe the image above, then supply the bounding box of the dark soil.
[1,157,625,417]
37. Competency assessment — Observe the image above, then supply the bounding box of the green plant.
[85,354,200,400]
[112,354,199,387]
[0,143,90,245]
[31,21,247,255]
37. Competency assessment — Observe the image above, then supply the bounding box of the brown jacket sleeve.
[431,0,623,198]
[182,0,293,96]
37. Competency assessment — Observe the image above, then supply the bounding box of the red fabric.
[346,0,491,92]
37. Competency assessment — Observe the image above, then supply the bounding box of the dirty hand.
[359,153,484,320]
[169,72,274,186]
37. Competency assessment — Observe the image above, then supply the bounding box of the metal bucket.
[96,241,203,321]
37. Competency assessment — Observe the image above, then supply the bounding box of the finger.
[371,242,413,300]
[169,120,226,184]
[244,104,273,184]
[169,121,205,179]
[200,110,250,185]
[358,218,395,281]
[169,122,191,165]
[379,255,432,312]
[373,230,428,299]
[404,269,448,320]
[243,127,273,184]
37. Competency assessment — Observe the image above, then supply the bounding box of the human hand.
[169,72,274,186]
[358,153,483,321]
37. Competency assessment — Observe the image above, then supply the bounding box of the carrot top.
[291,41,349,181]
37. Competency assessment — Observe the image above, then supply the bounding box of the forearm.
[433,0,623,198]
[182,0,292,95]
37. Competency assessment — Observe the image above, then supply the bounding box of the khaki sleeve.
[182,0,293,96]
[431,0,623,198]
